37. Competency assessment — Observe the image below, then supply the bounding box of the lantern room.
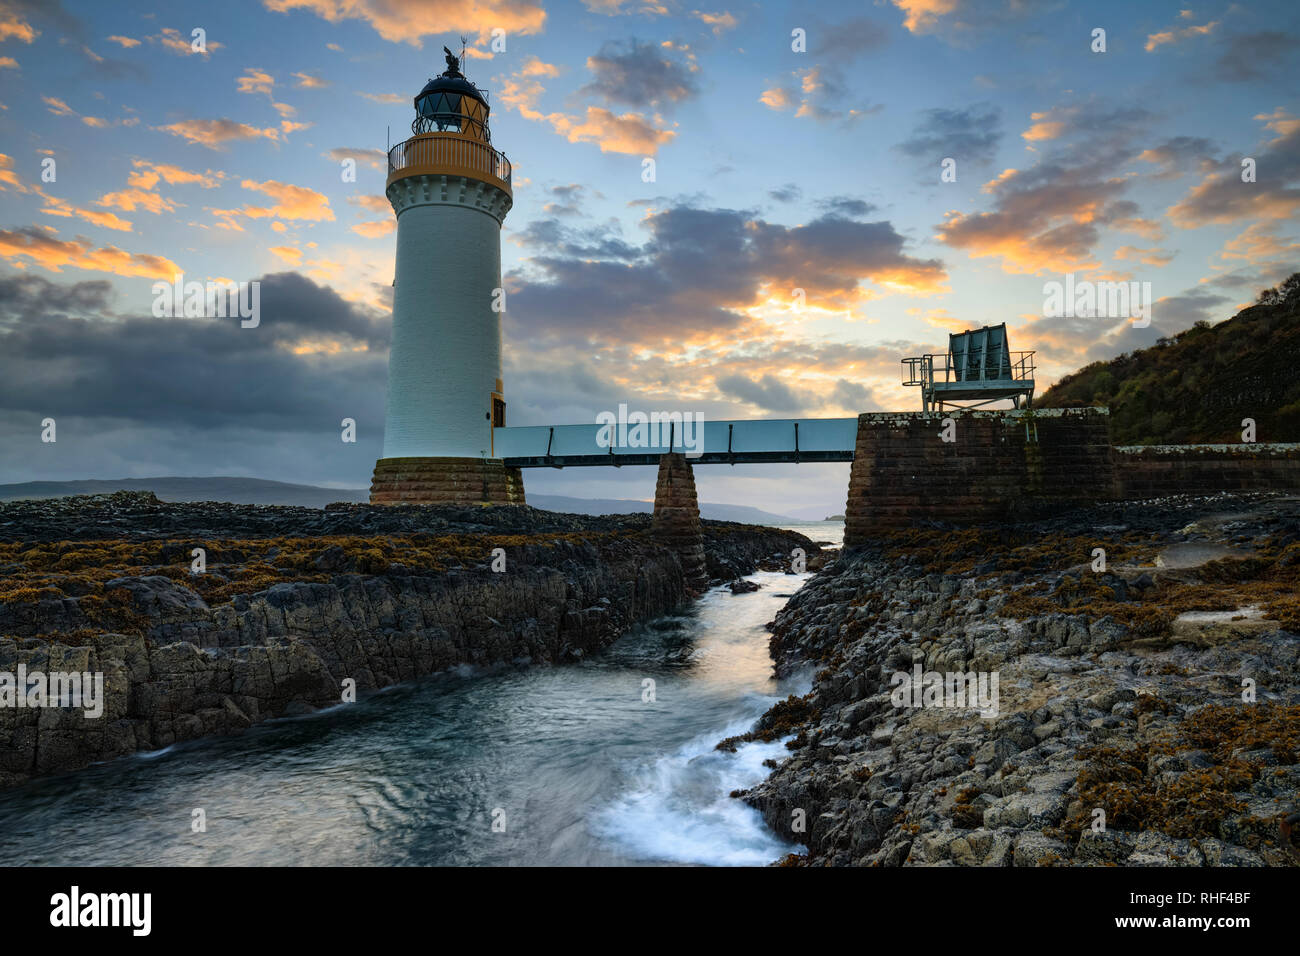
[412,47,492,142]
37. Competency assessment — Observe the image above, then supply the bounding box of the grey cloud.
[1139,136,1218,179]
[817,196,876,217]
[1215,31,1297,82]
[810,17,889,63]
[0,274,115,324]
[715,373,804,415]
[0,272,387,429]
[580,38,698,110]
[508,203,945,347]
[896,104,1002,166]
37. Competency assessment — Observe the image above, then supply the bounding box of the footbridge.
[492,418,858,468]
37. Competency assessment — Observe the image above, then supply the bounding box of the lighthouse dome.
[413,58,492,140]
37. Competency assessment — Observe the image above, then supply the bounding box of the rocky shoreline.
[0,492,816,789]
[740,491,1300,866]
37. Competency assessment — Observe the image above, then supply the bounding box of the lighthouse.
[369,48,526,506]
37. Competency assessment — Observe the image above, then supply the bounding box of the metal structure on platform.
[901,323,1035,412]
[494,418,858,468]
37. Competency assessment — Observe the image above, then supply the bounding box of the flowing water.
[0,524,844,866]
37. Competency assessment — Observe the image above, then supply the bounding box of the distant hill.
[0,477,799,524]
[0,476,367,508]
[783,505,848,522]
[526,493,798,524]
[1038,274,1300,445]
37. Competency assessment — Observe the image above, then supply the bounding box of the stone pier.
[369,456,526,506]
[843,408,1114,545]
[652,453,708,591]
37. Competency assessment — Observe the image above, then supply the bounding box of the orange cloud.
[1022,110,1068,142]
[912,307,973,333]
[1113,245,1175,266]
[0,7,37,43]
[936,162,1140,275]
[891,0,959,33]
[155,118,282,149]
[237,68,276,96]
[269,245,303,264]
[150,27,221,56]
[106,35,140,48]
[293,71,329,88]
[352,220,395,238]
[1218,222,1300,263]
[96,187,178,216]
[498,76,546,121]
[0,226,181,278]
[518,56,559,77]
[1168,111,1300,227]
[0,153,27,193]
[1111,217,1164,241]
[128,160,223,190]
[760,87,793,111]
[36,187,134,232]
[547,107,675,155]
[1145,18,1218,51]
[1257,106,1300,140]
[327,147,386,170]
[217,179,336,224]
[349,194,393,237]
[498,64,676,155]
[261,0,546,46]
[693,10,737,34]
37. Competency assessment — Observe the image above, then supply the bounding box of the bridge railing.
[493,418,859,467]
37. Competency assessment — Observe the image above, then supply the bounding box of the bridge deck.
[494,418,858,468]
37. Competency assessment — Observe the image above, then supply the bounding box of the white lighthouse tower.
[370,48,525,505]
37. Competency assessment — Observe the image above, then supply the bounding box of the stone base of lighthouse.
[369,457,526,506]
[651,453,708,591]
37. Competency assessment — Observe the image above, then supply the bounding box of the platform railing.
[902,350,1035,386]
[387,134,511,185]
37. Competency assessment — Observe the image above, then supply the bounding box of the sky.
[0,0,1297,517]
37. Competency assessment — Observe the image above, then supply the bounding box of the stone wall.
[370,456,526,506]
[1114,443,1300,499]
[844,409,1113,545]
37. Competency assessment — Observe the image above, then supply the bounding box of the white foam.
[593,715,801,866]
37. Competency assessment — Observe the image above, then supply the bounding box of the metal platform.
[494,418,858,468]
[902,323,1035,412]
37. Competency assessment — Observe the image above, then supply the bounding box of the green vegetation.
[1037,273,1300,444]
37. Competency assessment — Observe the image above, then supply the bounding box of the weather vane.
[443,35,468,75]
